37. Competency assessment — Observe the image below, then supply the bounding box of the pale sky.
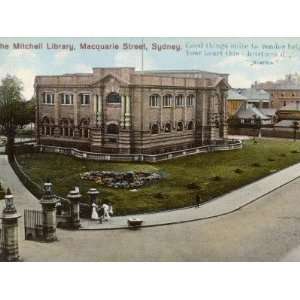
[1,37,300,99]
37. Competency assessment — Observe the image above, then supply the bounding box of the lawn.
[16,139,300,215]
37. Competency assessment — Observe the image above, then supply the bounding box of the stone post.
[0,190,21,262]
[40,181,58,242]
[67,189,81,230]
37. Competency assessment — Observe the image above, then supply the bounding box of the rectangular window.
[42,93,54,104]
[175,95,184,107]
[186,95,194,106]
[60,93,73,105]
[149,95,160,107]
[80,94,90,105]
[46,94,54,104]
[163,95,172,107]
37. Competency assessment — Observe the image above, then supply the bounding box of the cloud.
[54,51,70,64]
[228,72,252,88]
[73,64,92,73]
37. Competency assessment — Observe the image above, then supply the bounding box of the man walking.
[195,194,201,208]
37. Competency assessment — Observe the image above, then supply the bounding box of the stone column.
[40,181,58,242]
[124,95,131,128]
[0,191,21,262]
[73,92,80,138]
[183,94,187,126]
[67,189,81,230]
[90,93,96,127]
[120,95,125,128]
[119,94,132,154]
[54,92,60,136]
[172,94,176,129]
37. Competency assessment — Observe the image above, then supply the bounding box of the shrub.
[211,176,222,181]
[279,153,286,157]
[186,182,200,189]
[153,192,165,199]
[234,168,243,174]
[268,158,275,162]
[251,162,261,167]
[291,150,299,154]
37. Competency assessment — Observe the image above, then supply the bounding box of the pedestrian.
[108,203,114,217]
[195,194,201,208]
[91,202,99,220]
[102,203,110,221]
[97,205,104,224]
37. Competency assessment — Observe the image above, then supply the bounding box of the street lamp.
[87,188,99,204]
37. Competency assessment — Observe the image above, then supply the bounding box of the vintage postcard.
[1,37,300,262]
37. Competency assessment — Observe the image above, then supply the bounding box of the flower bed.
[80,170,162,189]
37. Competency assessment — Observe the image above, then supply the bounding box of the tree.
[0,74,33,158]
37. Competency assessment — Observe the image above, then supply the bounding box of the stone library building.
[35,67,230,154]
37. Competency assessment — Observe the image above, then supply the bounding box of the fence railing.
[36,139,243,163]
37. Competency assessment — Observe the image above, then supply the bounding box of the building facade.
[35,67,230,154]
[254,74,300,109]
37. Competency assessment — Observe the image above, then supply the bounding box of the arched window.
[175,94,184,107]
[163,94,172,107]
[165,123,171,133]
[106,123,119,134]
[151,124,159,134]
[149,94,160,107]
[41,117,52,136]
[79,119,89,138]
[177,122,184,131]
[186,94,194,106]
[187,121,194,130]
[61,119,70,137]
[106,92,121,104]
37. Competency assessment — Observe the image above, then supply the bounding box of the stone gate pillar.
[67,189,81,229]
[40,181,58,242]
[0,190,21,262]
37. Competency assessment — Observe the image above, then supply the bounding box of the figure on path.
[102,203,110,221]
[108,203,114,217]
[91,202,99,220]
[195,194,201,208]
[97,205,104,224]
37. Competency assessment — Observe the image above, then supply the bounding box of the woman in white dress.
[102,203,110,221]
[91,202,99,220]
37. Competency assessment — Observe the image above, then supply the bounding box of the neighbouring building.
[254,73,300,109]
[236,88,271,108]
[276,101,300,120]
[234,105,274,126]
[228,88,275,126]
[226,89,247,117]
[35,67,230,154]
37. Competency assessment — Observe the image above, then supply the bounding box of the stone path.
[0,155,40,239]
